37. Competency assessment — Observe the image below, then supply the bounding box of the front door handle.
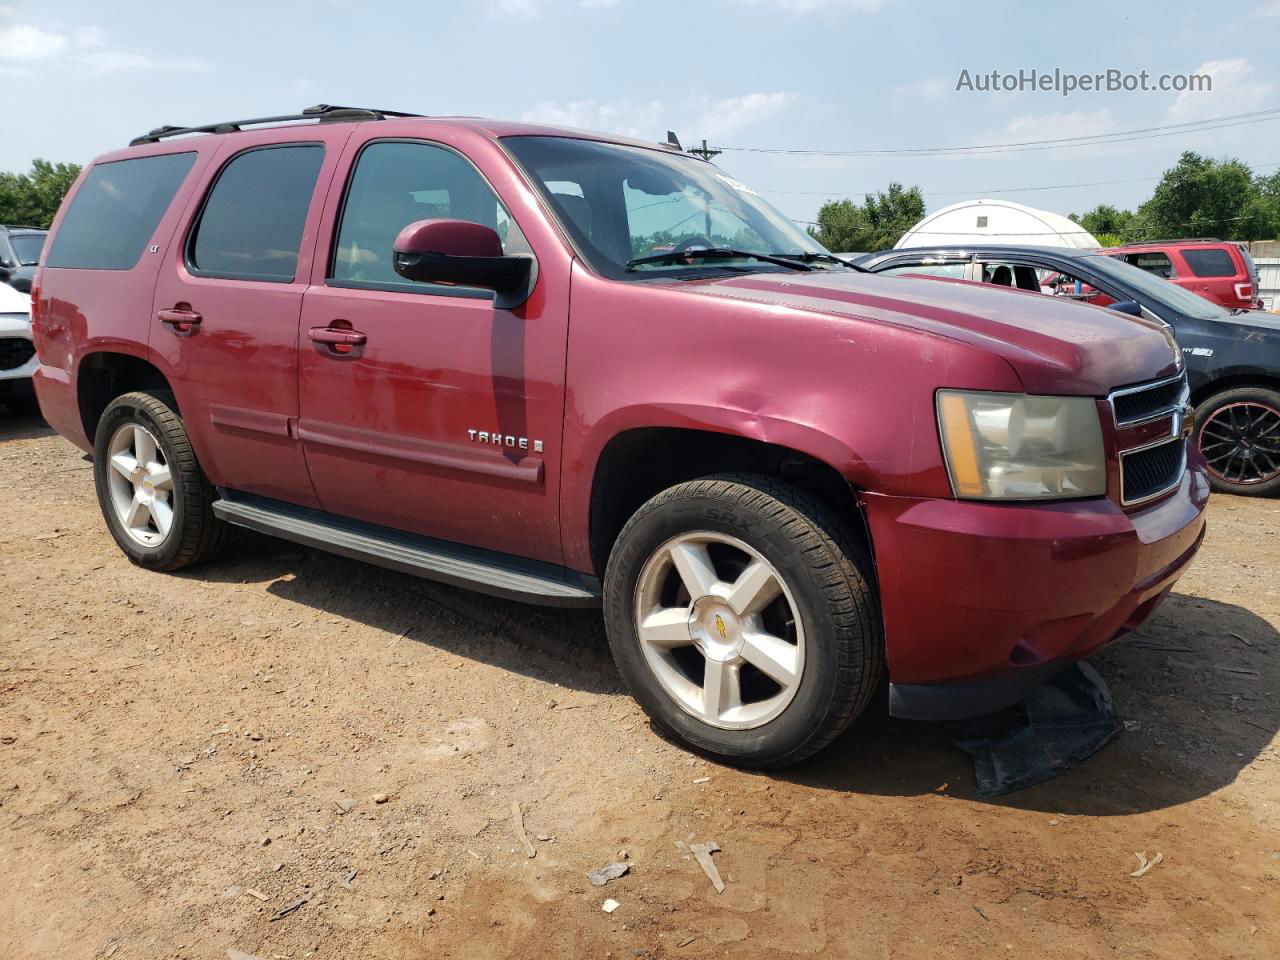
[158,306,202,335]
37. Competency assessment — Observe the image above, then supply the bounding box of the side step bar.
[212,493,601,607]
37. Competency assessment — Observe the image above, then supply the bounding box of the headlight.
[937,390,1106,500]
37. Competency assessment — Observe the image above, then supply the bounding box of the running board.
[212,493,601,607]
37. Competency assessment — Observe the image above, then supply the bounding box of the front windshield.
[1085,253,1231,320]
[10,234,45,266]
[503,135,830,280]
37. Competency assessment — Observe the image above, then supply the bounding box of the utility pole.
[687,139,721,162]
[687,140,722,239]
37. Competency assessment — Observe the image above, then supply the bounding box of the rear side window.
[45,152,195,270]
[189,145,324,282]
[1181,248,1236,278]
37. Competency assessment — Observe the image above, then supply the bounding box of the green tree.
[1125,151,1276,242]
[0,159,82,228]
[1070,204,1133,242]
[809,183,925,252]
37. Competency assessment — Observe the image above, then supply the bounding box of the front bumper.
[865,459,1210,722]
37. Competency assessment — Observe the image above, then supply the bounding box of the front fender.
[558,262,1024,571]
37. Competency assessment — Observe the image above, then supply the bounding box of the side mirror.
[1107,299,1142,317]
[393,219,534,309]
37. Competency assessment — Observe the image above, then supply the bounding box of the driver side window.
[332,141,527,285]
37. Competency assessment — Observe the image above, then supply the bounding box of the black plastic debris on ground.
[947,662,1120,798]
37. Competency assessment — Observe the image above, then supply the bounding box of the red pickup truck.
[31,106,1209,768]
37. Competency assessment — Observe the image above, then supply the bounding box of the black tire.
[93,390,228,571]
[1193,386,1280,497]
[3,393,40,416]
[603,473,883,769]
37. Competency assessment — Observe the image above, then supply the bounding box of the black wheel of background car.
[3,394,40,416]
[92,390,229,571]
[603,473,884,769]
[1194,386,1280,497]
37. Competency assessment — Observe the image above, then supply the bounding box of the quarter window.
[1181,248,1236,278]
[45,152,196,271]
[189,145,324,282]
[331,141,526,287]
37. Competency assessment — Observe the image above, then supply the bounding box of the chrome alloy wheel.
[1199,401,1280,486]
[105,422,176,547]
[633,532,805,730]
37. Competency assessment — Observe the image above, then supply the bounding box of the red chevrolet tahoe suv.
[31,105,1210,768]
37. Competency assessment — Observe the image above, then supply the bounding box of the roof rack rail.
[1122,237,1224,245]
[129,104,423,146]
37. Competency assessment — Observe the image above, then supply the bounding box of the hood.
[677,270,1181,395]
[1218,309,1280,334]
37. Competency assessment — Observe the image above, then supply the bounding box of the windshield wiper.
[769,251,869,272]
[625,248,814,272]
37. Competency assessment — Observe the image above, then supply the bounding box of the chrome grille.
[1120,437,1186,505]
[0,337,35,371]
[1109,372,1188,426]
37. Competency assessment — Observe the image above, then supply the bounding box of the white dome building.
[895,199,1100,250]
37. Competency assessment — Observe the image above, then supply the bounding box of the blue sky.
[3,0,1278,225]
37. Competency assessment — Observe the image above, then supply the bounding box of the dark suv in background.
[0,225,48,293]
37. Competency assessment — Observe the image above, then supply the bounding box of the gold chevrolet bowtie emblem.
[715,614,727,640]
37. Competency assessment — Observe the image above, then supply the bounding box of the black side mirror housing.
[1107,299,1143,317]
[392,219,534,309]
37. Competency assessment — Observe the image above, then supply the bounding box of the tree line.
[809,152,1280,252]
[0,160,82,228]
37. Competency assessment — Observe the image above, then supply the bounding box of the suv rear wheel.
[93,391,228,570]
[1194,386,1280,496]
[603,474,883,768]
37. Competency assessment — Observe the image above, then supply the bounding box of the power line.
[757,159,1280,199]
[717,108,1280,158]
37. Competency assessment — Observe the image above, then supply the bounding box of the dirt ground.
[1,409,1277,960]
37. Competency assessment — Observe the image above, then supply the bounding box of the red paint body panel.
[864,453,1209,684]
[292,123,573,563]
[32,114,1210,701]
[557,262,1029,569]
[692,270,1180,395]
[31,141,221,451]
[147,124,356,507]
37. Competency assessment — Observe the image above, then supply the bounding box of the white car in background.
[0,282,37,414]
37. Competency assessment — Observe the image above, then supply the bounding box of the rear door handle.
[158,307,202,334]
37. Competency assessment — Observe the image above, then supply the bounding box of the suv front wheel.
[603,474,883,769]
[93,391,228,570]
